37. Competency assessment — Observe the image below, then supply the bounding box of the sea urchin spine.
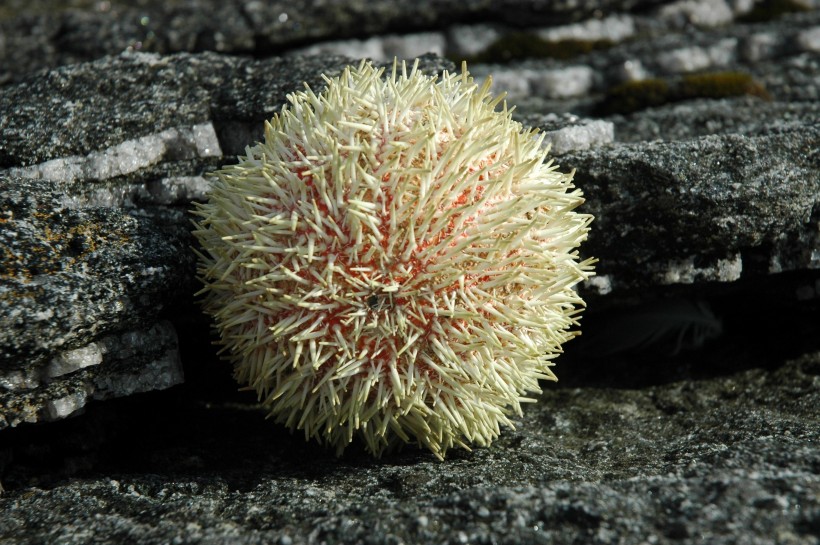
[192,59,594,459]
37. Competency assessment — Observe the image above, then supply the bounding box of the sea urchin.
[192,60,594,459]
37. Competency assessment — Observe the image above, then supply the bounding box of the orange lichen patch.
[1,208,129,283]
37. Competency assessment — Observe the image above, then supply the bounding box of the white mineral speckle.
[741,32,778,63]
[657,39,737,73]
[9,124,220,183]
[289,36,385,60]
[659,0,734,27]
[0,369,40,391]
[383,32,446,60]
[98,133,166,178]
[155,176,213,203]
[586,274,613,295]
[446,24,501,57]
[531,66,594,99]
[809,248,820,268]
[617,59,649,82]
[45,343,104,379]
[658,46,712,73]
[45,392,88,419]
[141,266,168,277]
[291,32,447,62]
[716,253,743,280]
[126,51,166,66]
[32,308,55,321]
[193,122,222,157]
[796,26,820,53]
[660,253,742,284]
[478,69,532,99]
[542,120,614,155]
[536,14,636,43]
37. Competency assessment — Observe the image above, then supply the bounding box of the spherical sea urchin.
[192,60,594,459]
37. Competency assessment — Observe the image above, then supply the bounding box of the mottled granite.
[0,1,818,543]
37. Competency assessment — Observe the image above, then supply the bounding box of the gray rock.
[0,176,195,370]
[625,11,820,82]
[0,349,816,544]
[0,174,186,426]
[535,13,638,42]
[0,0,673,84]
[657,0,737,27]
[476,8,820,117]
[610,98,820,143]
[288,32,449,62]
[0,53,454,429]
[0,321,182,428]
[0,51,453,170]
[446,24,503,58]
[0,1,818,543]
[0,51,347,169]
[562,126,820,294]
[518,113,615,155]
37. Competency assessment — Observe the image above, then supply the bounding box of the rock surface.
[0,0,679,84]
[0,0,818,543]
[569,128,820,293]
[0,53,451,428]
[1,349,817,544]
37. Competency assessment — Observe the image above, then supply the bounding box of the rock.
[608,98,820,143]
[288,32,449,62]
[535,13,637,42]
[518,113,616,155]
[657,0,736,28]
[0,321,182,428]
[0,1,818,543]
[0,0,671,84]
[0,177,195,369]
[0,175,191,427]
[0,53,454,429]
[0,51,453,170]
[563,126,820,294]
[0,349,816,544]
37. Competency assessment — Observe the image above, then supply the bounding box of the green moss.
[596,71,771,116]
[596,79,671,116]
[460,32,614,64]
[738,0,810,23]
[678,72,772,101]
